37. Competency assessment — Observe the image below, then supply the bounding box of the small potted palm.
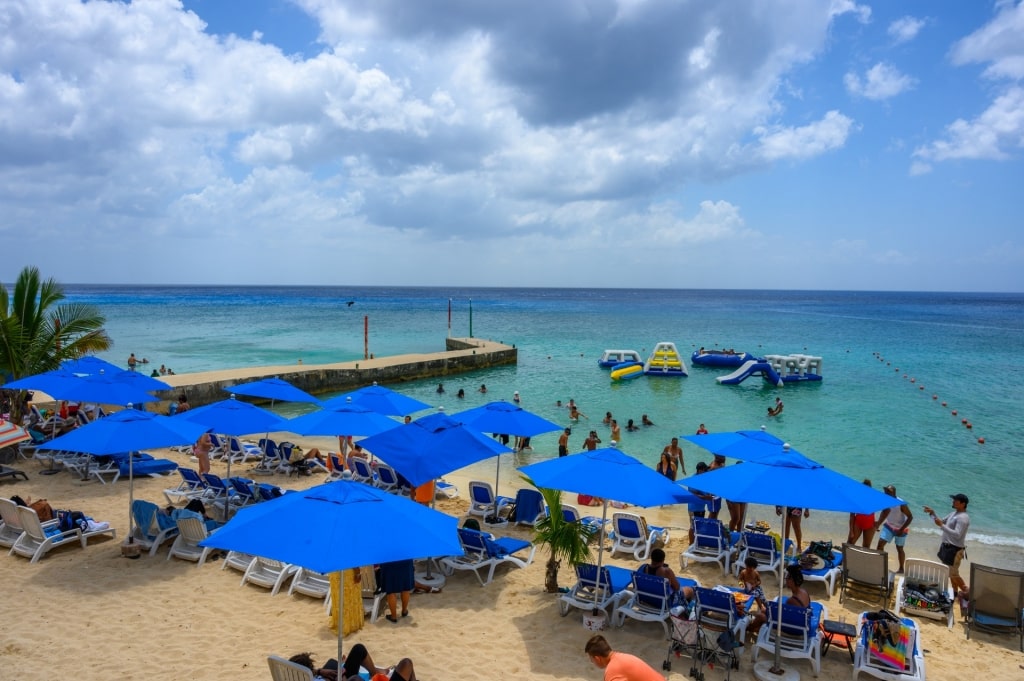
[528,480,591,593]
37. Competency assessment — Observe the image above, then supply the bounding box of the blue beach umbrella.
[321,383,431,416]
[37,409,208,542]
[4,370,159,407]
[61,356,123,376]
[227,377,321,406]
[180,395,289,485]
[519,446,698,613]
[452,400,562,508]
[675,446,899,675]
[358,412,512,488]
[287,403,400,438]
[681,429,804,462]
[109,369,172,393]
[199,480,462,664]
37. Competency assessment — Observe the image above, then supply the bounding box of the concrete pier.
[150,337,516,410]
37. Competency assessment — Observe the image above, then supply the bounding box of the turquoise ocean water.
[66,286,1023,558]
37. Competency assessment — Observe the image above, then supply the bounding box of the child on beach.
[738,556,766,612]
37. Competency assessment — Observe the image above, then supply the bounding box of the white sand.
[3,437,1023,681]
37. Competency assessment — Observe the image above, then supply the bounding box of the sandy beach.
[2,432,1022,681]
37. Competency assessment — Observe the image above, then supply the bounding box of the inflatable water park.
[691,348,761,368]
[643,342,687,377]
[716,353,823,387]
[597,349,642,368]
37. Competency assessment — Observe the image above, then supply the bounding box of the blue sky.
[2,0,1022,291]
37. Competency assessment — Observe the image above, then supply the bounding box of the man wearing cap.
[923,493,970,595]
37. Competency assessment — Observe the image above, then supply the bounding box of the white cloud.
[951,0,1024,80]
[913,86,1024,163]
[844,63,916,100]
[888,16,925,44]
[829,0,872,24]
[754,111,855,161]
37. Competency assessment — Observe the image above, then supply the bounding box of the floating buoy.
[978,437,985,444]
[919,385,925,390]
[903,374,908,379]
[952,410,958,415]
[966,422,973,429]
[942,402,947,407]
[961,418,967,424]
[932,395,937,400]
[910,378,916,383]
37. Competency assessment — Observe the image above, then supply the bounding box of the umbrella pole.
[128,450,135,542]
[772,508,787,673]
[336,579,345,673]
[593,500,610,613]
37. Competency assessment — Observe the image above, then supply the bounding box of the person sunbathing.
[343,644,418,681]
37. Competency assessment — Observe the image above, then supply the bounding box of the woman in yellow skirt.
[329,568,365,636]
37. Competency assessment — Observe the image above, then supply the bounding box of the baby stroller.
[665,610,702,677]
[665,589,746,680]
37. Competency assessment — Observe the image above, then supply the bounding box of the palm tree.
[0,266,111,422]
[529,480,592,593]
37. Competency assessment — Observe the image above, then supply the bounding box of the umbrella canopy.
[35,409,209,541]
[227,377,321,405]
[199,480,462,664]
[453,400,562,438]
[4,370,158,406]
[519,447,697,508]
[180,395,290,485]
[181,396,289,438]
[109,369,172,392]
[358,412,511,487]
[675,446,898,514]
[37,409,208,455]
[681,429,805,462]
[0,420,31,450]
[61,356,123,376]
[320,384,431,416]
[287,404,400,438]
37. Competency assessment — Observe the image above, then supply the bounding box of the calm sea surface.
[66,286,1024,553]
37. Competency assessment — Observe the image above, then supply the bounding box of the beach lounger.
[1,496,56,548]
[373,463,399,492]
[510,488,545,527]
[324,454,346,482]
[894,558,955,629]
[613,572,699,638]
[163,467,209,505]
[435,479,458,499]
[733,531,792,582]
[166,516,216,566]
[361,565,385,623]
[559,562,634,618]
[439,527,536,586]
[9,505,116,563]
[240,556,297,595]
[681,517,740,574]
[753,600,827,677]
[222,550,256,574]
[466,480,513,520]
[610,512,669,561]
[289,567,331,602]
[0,465,28,482]
[840,543,891,605]
[267,654,315,681]
[130,499,179,557]
[853,612,925,681]
[795,548,844,597]
[349,457,377,485]
[966,562,1024,651]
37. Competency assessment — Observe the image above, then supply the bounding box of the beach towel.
[868,620,910,671]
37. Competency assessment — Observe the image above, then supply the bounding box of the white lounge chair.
[753,600,828,677]
[466,480,512,520]
[610,512,669,561]
[361,565,385,623]
[853,612,925,681]
[681,517,738,574]
[559,562,633,618]
[841,543,892,606]
[166,516,216,566]
[129,499,179,557]
[894,558,955,629]
[439,527,536,586]
[613,572,699,638]
[222,550,256,574]
[267,654,315,681]
[289,567,331,609]
[9,506,116,563]
[240,556,297,595]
